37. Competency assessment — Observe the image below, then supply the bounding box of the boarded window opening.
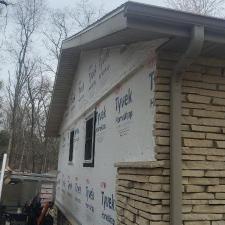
[69,130,74,162]
[83,112,96,167]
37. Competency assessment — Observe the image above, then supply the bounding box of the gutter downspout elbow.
[170,25,204,225]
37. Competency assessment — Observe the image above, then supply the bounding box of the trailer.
[0,170,56,225]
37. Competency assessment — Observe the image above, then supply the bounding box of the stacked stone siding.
[116,161,170,225]
[182,57,225,225]
[116,51,225,225]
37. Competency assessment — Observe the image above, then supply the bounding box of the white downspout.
[170,25,204,225]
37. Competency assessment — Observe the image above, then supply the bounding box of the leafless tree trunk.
[6,0,44,168]
[165,0,225,15]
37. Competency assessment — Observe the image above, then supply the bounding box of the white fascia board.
[62,9,127,50]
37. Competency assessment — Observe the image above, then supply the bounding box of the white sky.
[47,0,165,10]
[0,0,165,82]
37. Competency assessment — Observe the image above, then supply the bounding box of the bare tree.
[42,8,71,74]
[166,0,225,15]
[0,1,9,6]
[70,0,104,29]
[6,0,45,168]
[4,58,57,172]
[43,0,104,75]
[25,67,53,172]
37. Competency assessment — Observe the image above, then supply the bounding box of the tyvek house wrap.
[56,39,166,225]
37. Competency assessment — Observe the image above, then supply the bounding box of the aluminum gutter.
[125,1,225,29]
[125,2,225,44]
[170,25,204,225]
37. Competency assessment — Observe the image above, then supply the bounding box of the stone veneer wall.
[180,55,225,225]
[115,52,171,225]
[116,51,225,225]
[116,161,170,225]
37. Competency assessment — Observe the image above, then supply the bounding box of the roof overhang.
[46,1,225,137]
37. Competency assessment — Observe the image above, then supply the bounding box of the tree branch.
[0,1,9,6]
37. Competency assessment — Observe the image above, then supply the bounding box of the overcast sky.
[47,0,165,11]
[0,0,166,82]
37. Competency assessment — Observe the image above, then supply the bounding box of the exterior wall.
[115,54,171,225]
[116,51,225,225]
[116,161,170,225]
[181,57,225,225]
[57,210,72,225]
[56,40,164,225]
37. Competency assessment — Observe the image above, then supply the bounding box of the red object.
[37,202,49,225]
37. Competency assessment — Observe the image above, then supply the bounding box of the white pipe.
[170,25,204,225]
[0,154,7,201]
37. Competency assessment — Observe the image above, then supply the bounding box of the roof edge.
[125,1,225,29]
[62,4,127,50]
